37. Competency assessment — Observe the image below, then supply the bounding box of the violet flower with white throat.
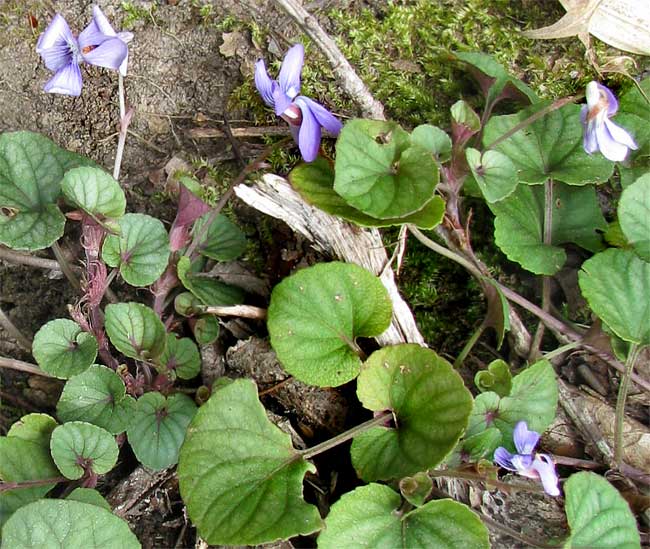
[36,8,129,96]
[255,44,342,162]
[581,81,637,162]
[80,5,133,77]
[493,421,560,496]
[36,14,84,96]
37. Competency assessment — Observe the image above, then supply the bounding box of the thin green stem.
[484,96,578,151]
[454,319,487,368]
[409,227,650,393]
[614,343,642,465]
[541,341,581,362]
[118,73,126,120]
[51,241,81,293]
[185,136,292,259]
[0,476,67,493]
[113,74,132,181]
[300,411,393,460]
[408,226,483,280]
[529,179,554,360]
[428,468,545,494]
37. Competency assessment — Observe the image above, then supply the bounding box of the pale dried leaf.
[524,0,650,56]
[219,31,249,58]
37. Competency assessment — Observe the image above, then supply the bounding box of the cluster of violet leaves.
[250,44,640,497]
[34,9,640,504]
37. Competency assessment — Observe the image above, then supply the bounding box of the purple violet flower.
[80,6,134,77]
[254,44,342,162]
[494,421,560,497]
[581,81,638,162]
[36,7,130,96]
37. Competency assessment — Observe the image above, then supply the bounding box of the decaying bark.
[234,174,425,347]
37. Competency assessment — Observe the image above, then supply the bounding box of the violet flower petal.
[295,97,321,162]
[596,82,619,117]
[36,14,78,72]
[493,447,515,470]
[278,44,304,100]
[91,5,117,36]
[273,89,293,117]
[80,7,132,76]
[44,62,83,96]
[511,453,535,476]
[82,37,128,71]
[596,122,632,162]
[254,59,277,108]
[604,118,638,151]
[581,106,599,154]
[78,20,108,48]
[297,96,342,136]
[513,421,540,455]
[531,454,560,496]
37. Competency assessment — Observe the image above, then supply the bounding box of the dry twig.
[273,0,385,119]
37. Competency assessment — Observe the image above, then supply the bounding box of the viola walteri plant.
[0,4,646,549]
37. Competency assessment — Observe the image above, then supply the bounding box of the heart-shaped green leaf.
[483,103,614,185]
[0,205,64,253]
[0,436,59,527]
[447,428,503,467]
[177,256,243,306]
[564,472,640,548]
[193,315,220,345]
[491,182,607,274]
[474,359,512,396]
[1,500,140,548]
[289,157,445,229]
[157,335,201,379]
[399,472,433,508]
[467,360,557,451]
[411,124,453,162]
[193,213,247,261]
[579,248,650,345]
[66,488,112,511]
[57,365,135,434]
[32,319,98,379]
[50,421,118,480]
[61,166,126,219]
[178,379,323,545]
[6,413,57,445]
[105,302,167,360]
[268,262,392,387]
[127,392,197,470]
[0,131,96,250]
[318,483,489,549]
[466,148,518,203]
[454,52,537,107]
[334,120,439,219]
[351,344,473,481]
[618,174,650,262]
[451,100,481,133]
[174,292,203,317]
[102,213,170,287]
